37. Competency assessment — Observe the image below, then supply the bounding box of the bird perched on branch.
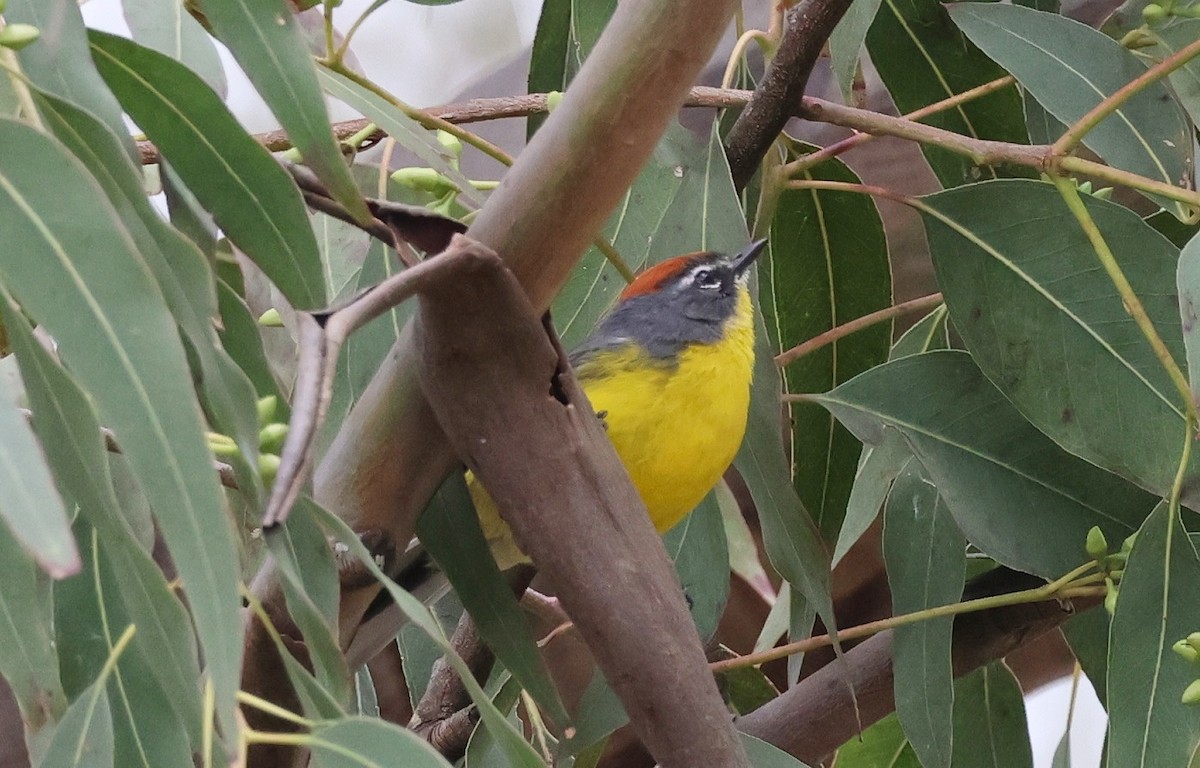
[472,239,767,569]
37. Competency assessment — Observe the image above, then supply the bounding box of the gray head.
[571,240,767,363]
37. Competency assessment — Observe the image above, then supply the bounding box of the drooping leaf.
[1143,21,1200,128]
[1061,608,1110,708]
[817,351,1156,577]
[35,677,114,768]
[950,662,1034,768]
[866,0,1030,188]
[829,0,884,102]
[883,459,964,768]
[765,155,891,544]
[417,475,568,725]
[0,369,77,577]
[948,3,1193,217]
[741,734,814,767]
[834,713,921,767]
[88,30,327,310]
[7,0,130,148]
[197,0,368,222]
[120,0,226,94]
[1,296,205,748]
[308,716,455,768]
[922,179,1196,506]
[35,89,263,501]
[0,118,241,734]
[1107,501,1200,767]
[663,492,730,643]
[526,0,616,136]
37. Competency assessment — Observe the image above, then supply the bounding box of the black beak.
[731,239,768,277]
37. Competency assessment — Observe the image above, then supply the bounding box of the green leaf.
[416,475,568,725]
[883,459,964,768]
[922,179,1195,506]
[1062,608,1109,707]
[835,713,921,767]
[266,499,350,706]
[1143,21,1200,128]
[217,279,283,400]
[0,521,65,733]
[664,492,730,642]
[950,662,1033,768]
[741,734,813,767]
[121,0,226,94]
[197,0,368,222]
[1107,501,1200,767]
[0,368,78,577]
[6,0,129,147]
[1,295,205,748]
[817,351,1156,577]
[829,0,883,102]
[35,680,113,768]
[35,89,263,501]
[0,118,241,734]
[765,157,892,543]
[948,3,1193,217]
[866,0,1030,188]
[309,717,455,768]
[88,30,327,310]
[312,504,546,768]
[1051,731,1071,768]
[526,0,616,136]
[316,68,485,210]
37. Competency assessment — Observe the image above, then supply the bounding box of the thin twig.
[724,0,858,190]
[775,292,944,367]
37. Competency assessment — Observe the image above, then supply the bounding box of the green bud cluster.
[1085,526,1135,616]
[0,23,39,50]
[1142,0,1200,23]
[1173,633,1200,704]
[204,395,288,486]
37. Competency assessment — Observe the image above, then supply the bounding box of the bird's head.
[574,240,767,361]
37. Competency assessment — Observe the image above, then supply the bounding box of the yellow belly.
[472,290,756,568]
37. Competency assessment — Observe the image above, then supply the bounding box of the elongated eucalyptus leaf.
[829,0,883,102]
[7,0,129,149]
[1178,227,1200,402]
[526,0,616,136]
[834,713,920,766]
[416,475,568,725]
[884,459,964,768]
[0,371,77,576]
[950,662,1033,768]
[54,525,195,768]
[35,90,262,500]
[866,0,1029,188]
[1,297,204,747]
[0,521,64,734]
[741,734,814,767]
[1107,501,1200,766]
[1061,607,1109,707]
[121,0,226,94]
[198,0,368,222]
[817,352,1156,577]
[664,492,729,642]
[88,30,326,310]
[312,504,545,768]
[35,680,113,768]
[316,69,485,210]
[765,157,891,543]
[309,717,454,768]
[1144,21,1200,127]
[0,119,241,734]
[921,180,1197,506]
[948,3,1193,217]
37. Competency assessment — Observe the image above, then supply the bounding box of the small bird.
[472,240,767,569]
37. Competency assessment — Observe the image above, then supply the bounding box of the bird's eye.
[692,267,720,289]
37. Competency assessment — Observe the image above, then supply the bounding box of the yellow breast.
[471,287,756,568]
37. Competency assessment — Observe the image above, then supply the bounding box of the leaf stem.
[1058,156,1200,219]
[236,690,315,729]
[1050,174,1195,420]
[783,75,1015,176]
[775,292,944,366]
[1052,35,1200,157]
[711,561,1099,672]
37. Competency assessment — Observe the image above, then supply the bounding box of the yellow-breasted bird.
[472,239,767,569]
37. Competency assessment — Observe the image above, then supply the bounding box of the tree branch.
[723,0,857,190]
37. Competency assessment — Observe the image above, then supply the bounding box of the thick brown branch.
[414,235,748,768]
[736,569,1097,764]
[724,0,857,190]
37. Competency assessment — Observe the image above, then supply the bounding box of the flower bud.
[259,453,281,484]
[390,166,458,195]
[1174,639,1199,664]
[1086,526,1108,561]
[436,130,462,158]
[258,308,283,327]
[1104,577,1119,616]
[257,395,277,427]
[1183,679,1200,705]
[259,422,288,454]
[0,24,40,50]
